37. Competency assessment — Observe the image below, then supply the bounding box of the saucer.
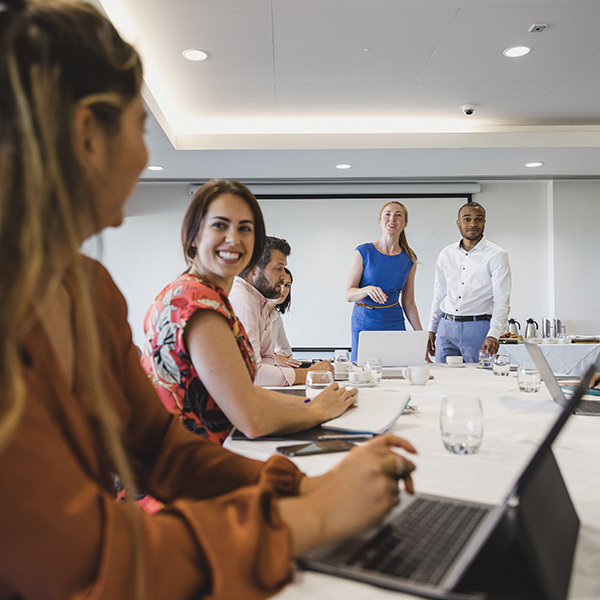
[346,381,377,388]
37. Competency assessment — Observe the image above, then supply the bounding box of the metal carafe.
[541,318,552,338]
[524,318,539,339]
[508,319,521,336]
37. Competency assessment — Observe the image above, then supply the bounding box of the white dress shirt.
[269,305,293,356]
[229,277,295,387]
[428,236,511,340]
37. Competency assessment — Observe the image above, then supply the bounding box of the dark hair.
[458,201,486,219]
[182,179,266,272]
[260,236,291,270]
[276,267,293,315]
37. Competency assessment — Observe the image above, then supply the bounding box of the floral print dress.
[142,273,256,445]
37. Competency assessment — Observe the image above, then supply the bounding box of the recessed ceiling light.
[336,163,352,170]
[525,162,543,168]
[147,165,164,171]
[182,49,208,62]
[503,45,531,58]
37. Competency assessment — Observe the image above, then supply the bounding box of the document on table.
[321,388,411,434]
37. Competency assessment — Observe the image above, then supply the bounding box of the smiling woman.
[345,201,424,361]
[142,180,358,443]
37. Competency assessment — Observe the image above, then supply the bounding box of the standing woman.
[0,3,417,599]
[346,202,423,361]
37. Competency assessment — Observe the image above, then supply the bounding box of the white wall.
[91,179,600,349]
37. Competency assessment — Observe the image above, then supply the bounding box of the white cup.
[306,370,334,399]
[402,365,430,385]
[348,369,372,385]
[446,356,464,366]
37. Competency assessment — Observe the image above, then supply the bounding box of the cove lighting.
[182,49,208,62]
[503,45,531,58]
[525,162,543,168]
[336,164,352,170]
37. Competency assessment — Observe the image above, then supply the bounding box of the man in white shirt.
[427,202,511,363]
[230,236,332,386]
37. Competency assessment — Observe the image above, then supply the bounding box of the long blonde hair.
[0,0,144,594]
[378,201,417,262]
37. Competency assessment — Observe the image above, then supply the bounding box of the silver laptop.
[300,364,597,600]
[357,330,428,367]
[526,342,600,416]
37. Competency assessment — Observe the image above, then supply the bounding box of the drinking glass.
[333,349,350,379]
[492,354,511,377]
[517,363,541,393]
[306,370,334,400]
[440,396,484,455]
[478,350,492,369]
[361,357,382,385]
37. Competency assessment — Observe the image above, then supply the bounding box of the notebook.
[526,342,600,416]
[320,389,411,434]
[357,330,429,367]
[300,363,597,600]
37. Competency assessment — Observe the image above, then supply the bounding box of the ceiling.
[95,0,600,183]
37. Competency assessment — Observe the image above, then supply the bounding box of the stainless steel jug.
[508,319,521,336]
[524,318,539,339]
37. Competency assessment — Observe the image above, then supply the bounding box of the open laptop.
[300,363,597,600]
[526,342,600,416]
[357,330,429,369]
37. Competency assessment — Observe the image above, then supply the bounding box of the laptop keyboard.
[346,496,489,586]
[577,399,600,414]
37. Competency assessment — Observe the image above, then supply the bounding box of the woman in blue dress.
[346,202,423,361]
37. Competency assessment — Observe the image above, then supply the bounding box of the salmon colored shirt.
[0,257,303,600]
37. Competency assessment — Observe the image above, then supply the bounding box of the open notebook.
[230,388,411,440]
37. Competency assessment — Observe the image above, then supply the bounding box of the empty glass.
[478,350,492,369]
[492,354,511,377]
[517,362,541,393]
[306,370,334,400]
[440,396,484,455]
[361,357,382,385]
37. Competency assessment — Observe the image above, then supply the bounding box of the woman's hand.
[364,285,388,305]
[589,371,600,388]
[281,434,417,556]
[274,353,302,368]
[310,382,357,420]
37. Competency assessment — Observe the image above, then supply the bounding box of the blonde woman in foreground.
[0,2,417,599]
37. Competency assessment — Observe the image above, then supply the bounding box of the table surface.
[224,364,600,600]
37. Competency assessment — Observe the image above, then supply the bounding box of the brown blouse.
[0,257,304,600]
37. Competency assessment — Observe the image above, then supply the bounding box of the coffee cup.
[402,365,430,386]
[446,356,464,366]
[348,369,372,385]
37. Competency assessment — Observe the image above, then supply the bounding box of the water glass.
[333,349,350,378]
[517,363,541,393]
[492,354,511,377]
[306,370,334,400]
[440,396,484,455]
[361,357,383,384]
[478,350,492,369]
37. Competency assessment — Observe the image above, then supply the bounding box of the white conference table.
[501,342,600,376]
[224,364,600,600]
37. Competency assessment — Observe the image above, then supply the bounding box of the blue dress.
[351,243,414,361]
